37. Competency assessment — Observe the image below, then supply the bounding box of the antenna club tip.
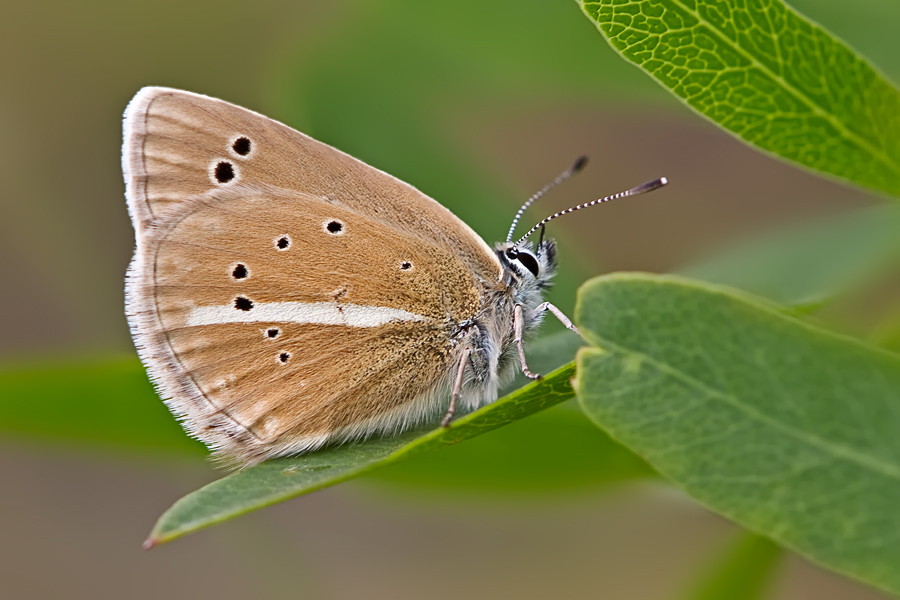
[660,176,668,185]
[572,155,589,173]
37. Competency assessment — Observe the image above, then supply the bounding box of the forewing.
[123,87,500,277]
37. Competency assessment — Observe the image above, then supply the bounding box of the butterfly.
[123,87,665,466]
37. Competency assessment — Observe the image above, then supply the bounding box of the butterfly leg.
[514,304,542,380]
[533,302,581,338]
[515,302,584,380]
[441,347,472,428]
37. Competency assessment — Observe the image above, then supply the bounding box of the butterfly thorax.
[451,239,557,408]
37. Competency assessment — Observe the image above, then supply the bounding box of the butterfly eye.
[515,252,540,277]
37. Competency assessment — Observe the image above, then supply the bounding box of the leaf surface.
[577,0,900,197]
[575,273,900,595]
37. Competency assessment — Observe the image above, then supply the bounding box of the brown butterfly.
[123,87,665,466]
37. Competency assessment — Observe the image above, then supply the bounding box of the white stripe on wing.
[186,301,428,328]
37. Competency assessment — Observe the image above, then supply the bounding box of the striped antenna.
[512,176,668,248]
[505,156,588,243]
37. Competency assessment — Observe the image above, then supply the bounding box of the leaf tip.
[143,536,159,551]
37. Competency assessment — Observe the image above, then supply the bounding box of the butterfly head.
[497,239,557,289]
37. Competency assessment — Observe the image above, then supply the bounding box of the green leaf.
[677,204,900,308]
[577,0,900,197]
[575,273,900,596]
[147,363,576,547]
[682,531,783,600]
[0,356,202,455]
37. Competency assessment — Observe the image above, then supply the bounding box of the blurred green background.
[1,0,896,598]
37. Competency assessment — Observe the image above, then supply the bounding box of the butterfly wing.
[124,87,500,276]
[123,88,502,465]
